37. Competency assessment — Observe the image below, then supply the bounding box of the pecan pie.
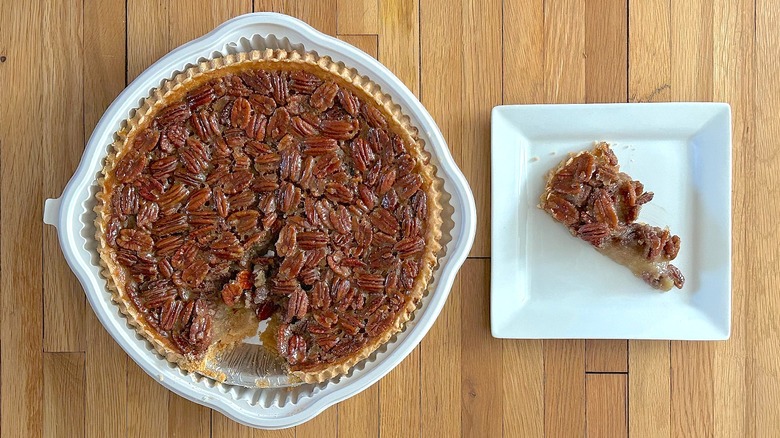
[95,50,442,383]
[540,142,684,291]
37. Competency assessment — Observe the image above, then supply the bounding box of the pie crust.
[95,49,442,383]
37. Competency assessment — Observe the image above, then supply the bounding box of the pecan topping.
[104,63,435,370]
[540,142,684,291]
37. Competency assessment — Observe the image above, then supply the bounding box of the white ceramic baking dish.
[43,12,475,429]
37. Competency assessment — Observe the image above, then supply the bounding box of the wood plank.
[168,0,252,48]
[502,341,544,437]
[460,260,502,438]
[501,2,545,436]
[712,0,754,436]
[503,0,544,104]
[626,1,672,436]
[420,283,461,437]
[752,0,780,436]
[212,411,254,438]
[671,343,714,437]
[42,0,85,353]
[82,0,128,436]
[85,312,128,438]
[628,0,671,103]
[586,374,627,438]
[337,0,378,34]
[542,2,586,436]
[461,0,501,258]
[544,340,585,438]
[378,0,420,93]
[214,411,294,438]
[628,341,671,437]
[544,0,585,104]
[338,385,379,437]
[378,352,419,438]
[585,0,628,104]
[296,406,337,438]
[127,0,169,81]
[168,394,211,438]
[43,353,85,438]
[127,363,169,438]
[669,2,716,437]
[254,0,296,13]
[255,425,296,438]
[671,0,714,102]
[338,34,379,59]
[296,0,338,35]
[0,2,45,437]
[586,340,627,373]
[419,0,462,436]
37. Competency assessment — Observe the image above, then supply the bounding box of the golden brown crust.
[95,49,442,384]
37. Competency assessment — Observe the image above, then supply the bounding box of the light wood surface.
[0,0,776,436]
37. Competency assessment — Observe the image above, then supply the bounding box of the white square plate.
[490,103,731,340]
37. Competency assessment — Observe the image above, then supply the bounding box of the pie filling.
[540,142,685,291]
[100,58,438,376]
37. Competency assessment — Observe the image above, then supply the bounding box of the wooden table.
[0,0,773,436]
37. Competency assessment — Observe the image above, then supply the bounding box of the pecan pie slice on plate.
[95,49,442,383]
[540,142,684,291]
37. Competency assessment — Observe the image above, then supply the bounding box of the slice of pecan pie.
[95,50,442,383]
[540,142,684,291]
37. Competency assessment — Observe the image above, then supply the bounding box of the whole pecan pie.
[95,50,442,383]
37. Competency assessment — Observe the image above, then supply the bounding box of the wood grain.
[0,2,45,436]
[378,0,419,92]
[127,365,169,438]
[628,341,671,437]
[43,353,85,438]
[501,2,545,437]
[255,426,296,438]
[461,260,502,438]
[82,1,129,436]
[85,309,128,438]
[753,0,780,435]
[586,374,627,438]
[41,0,85,353]
[461,0,501,258]
[585,0,628,104]
[169,394,211,438]
[586,341,628,373]
[337,0,378,34]
[712,0,754,436]
[338,35,378,59]
[628,0,671,103]
[212,411,254,438]
[297,407,337,438]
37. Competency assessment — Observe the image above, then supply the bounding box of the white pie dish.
[43,12,476,429]
[490,103,731,340]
